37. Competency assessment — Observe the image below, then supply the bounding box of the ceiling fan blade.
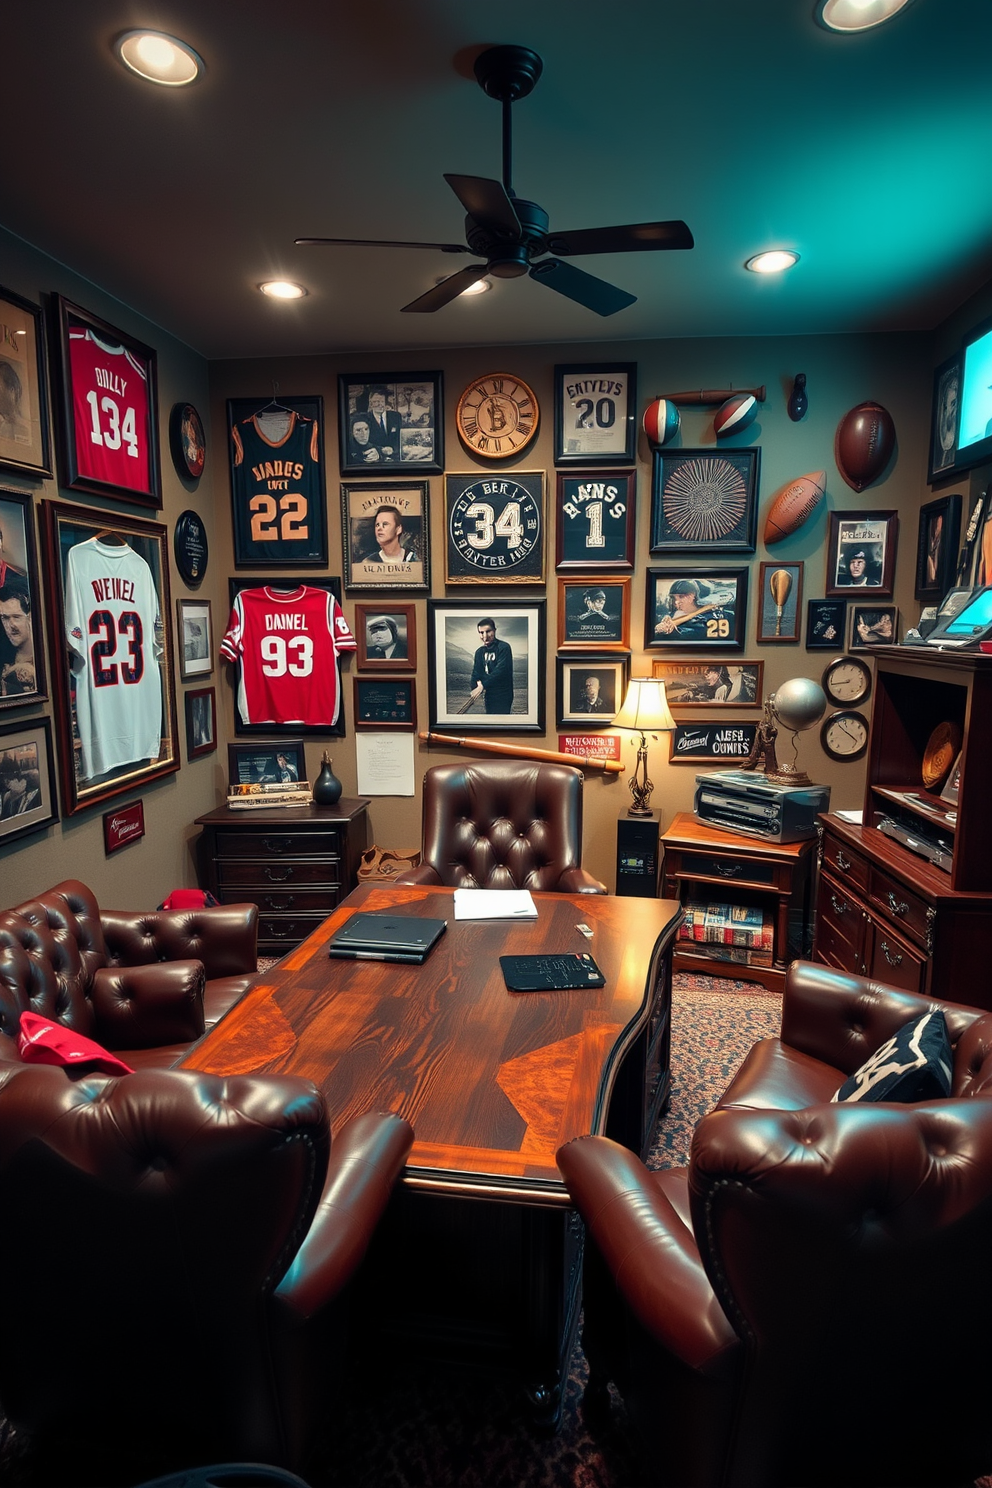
[547,220,694,256]
[443,174,522,238]
[295,236,470,253]
[401,264,491,314]
[529,258,635,317]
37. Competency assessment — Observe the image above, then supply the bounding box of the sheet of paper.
[453,888,538,920]
[835,809,864,823]
[355,732,415,796]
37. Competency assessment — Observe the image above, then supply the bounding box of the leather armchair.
[394,759,606,893]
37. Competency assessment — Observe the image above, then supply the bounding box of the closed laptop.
[327,912,447,963]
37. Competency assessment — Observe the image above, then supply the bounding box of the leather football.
[762,470,827,545]
[836,401,896,491]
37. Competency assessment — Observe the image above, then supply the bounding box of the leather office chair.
[394,759,607,893]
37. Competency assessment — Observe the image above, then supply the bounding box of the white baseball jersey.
[220,585,356,726]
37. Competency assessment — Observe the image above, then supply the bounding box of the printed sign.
[102,799,145,854]
[669,723,758,764]
[558,732,622,762]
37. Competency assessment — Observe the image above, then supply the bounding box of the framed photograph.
[169,402,205,481]
[354,677,417,730]
[0,714,58,846]
[41,500,179,816]
[558,577,630,651]
[757,561,803,643]
[556,653,631,729]
[645,568,748,650]
[850,604,898,650]
[184,686,217,760]
[427,600,546,733]
[338,371,443,475]
[224,576,346,739]
[669,721,759,765]
[341,481,429,591]
[928,352,961,484]
[103,799,145,855]
[806,599,847,651]
[825,510,898,597]
[554,363,637,465]
[177,598,213,680]
[649,659,763,709]
[444,471,545,584]
[355,602,416,672]
[650,448,759,553]
[0,487,47,708]
[227,395,328,567]
[915,493,962,601]
[0,284,52,478]
[51,294,161,508]
[227,738,306,787]
[555,470,636,571]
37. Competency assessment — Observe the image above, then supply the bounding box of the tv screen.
[935,315,992,479]
[959,323,992,455]
[943,585,992,637]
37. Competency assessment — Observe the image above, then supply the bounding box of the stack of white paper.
[453,888,538,921]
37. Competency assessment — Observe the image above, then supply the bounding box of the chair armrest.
[90,961,205,1050]
[555,866,607,895]
[100,904,258,980]
[392,863,443,887]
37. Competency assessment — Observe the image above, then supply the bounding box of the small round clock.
[821,709,870,762]
[456,372,539,458]
[822,654,872,707]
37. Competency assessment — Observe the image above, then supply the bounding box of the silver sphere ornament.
[771,677,826,733]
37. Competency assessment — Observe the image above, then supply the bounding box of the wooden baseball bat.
[658,386,766,406]
[418,731,625,774]
[658,600,725,630]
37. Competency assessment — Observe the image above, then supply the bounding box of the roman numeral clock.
[455,372,539,459]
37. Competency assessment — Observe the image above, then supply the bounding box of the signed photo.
[341,481,429,591]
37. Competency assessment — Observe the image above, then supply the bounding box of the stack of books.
[678,901,774,968]
[226,781,313,810]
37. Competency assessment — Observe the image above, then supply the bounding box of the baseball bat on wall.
[418,732,625,773]
[657,386,766,405]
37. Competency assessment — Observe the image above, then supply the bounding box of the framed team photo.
[341,481,429,591]
[227,395,328,567]
[825,510,898,598]
[556,653,631,729]
[0,284,53,479]
[557,576,630,651]
[553,363,637,465]
[338,371,443,475]
[353,677,417,731]
[184,686,216,760]
[50,294,161,508]
[756,561,803,643]
[227,739,306,787]
[176,598,213,681]
[555,470,636,571]
[649,659,763,709]
[650,448,759,553]
[40,500,179,817]
[806,599,847,650]
[355,602,416,672]
[444,471,545,584]
[645,568,748,650]
[0,714,59,848]
[427,599,546,734]
[0,486,47,710]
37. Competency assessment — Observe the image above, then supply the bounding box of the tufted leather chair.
[394,759,607,893]
[0,1060,413,1486]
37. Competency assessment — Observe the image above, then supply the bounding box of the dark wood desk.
[181,883,681,1424]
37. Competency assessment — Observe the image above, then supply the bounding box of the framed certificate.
[554,363,637,465]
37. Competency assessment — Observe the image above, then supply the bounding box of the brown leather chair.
[394,759,607,893]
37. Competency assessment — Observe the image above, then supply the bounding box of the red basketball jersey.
[68,321,152,494]
[221,586,355,726]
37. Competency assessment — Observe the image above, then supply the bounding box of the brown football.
[836,401,896,492]
[763,470,827,545]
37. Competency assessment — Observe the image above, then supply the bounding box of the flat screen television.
[931,314,992,480]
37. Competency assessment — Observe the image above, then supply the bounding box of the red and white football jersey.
[221,586,356,726]
[68,318,152,495]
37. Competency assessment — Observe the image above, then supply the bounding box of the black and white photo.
[338,372,443,475]
[0,487,46,708]
[556,653,630,728]
[342,482,429,591]
[826,510,897,597]
[558,577,630,650]
[177,597,213,680]
[427,600,545,733]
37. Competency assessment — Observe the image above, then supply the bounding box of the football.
[836,401,896,492]
[762,470,827,545]
[713,393,758,437]
[642,398,681,446]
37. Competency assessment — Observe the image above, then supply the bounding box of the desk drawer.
[218,887,338,914]
[216,829,341,859]
[820,834,870,894]
[814,871,868,974]
[672,850,777,886]
[870,922,927,994]
[217,860,342,889]
[867,867,931,948]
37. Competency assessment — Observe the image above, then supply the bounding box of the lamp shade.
[613,678,677,733]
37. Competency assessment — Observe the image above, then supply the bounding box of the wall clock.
[822,654,872,707]
[821,709,869,761]
[455,372,539,458]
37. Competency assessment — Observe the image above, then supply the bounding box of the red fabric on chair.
[17,1012,134,1075]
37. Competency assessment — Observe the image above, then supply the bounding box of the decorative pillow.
[833,1010,952,1103]
[17,1013,133,1076]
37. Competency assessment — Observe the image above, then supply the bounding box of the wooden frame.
[553,362,637,465]
[227,738,305,787]
[850,603,899,650]
[355,602,416,672]
[444,471,546,584]
[649,659,763,709]
[427,599,546,733]
[915,492,962,601]
[650,447,759,553]
[227,395,328,567]
[0,714,58,846]
[341,481,430,591]
[825,510,898,598]
[669,721,760,764]
[103,798,145,854]
[0,284,52,478]
[757,561,803,643]
[556,653,631,729]
[177,598,213,680]
[224,576,346,738]
[0,486,47,709]
[557,576,630,651]
[806,599,847,651]
[338,370,443,475]
[645,567,748,650]
[184,686,217,760]
[353,676,417,731]
[555,470,636,571]
[928,351,962,484]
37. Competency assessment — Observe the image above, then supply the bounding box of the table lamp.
[613,677,677,816]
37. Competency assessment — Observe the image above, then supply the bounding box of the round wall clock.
[821,710,869,761]
[169,402,206,481]
[173,509,209,588]
[822,654,872,707]
[455,373,539,458]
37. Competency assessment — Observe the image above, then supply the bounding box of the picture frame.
[806,599,847,651]
[557,576,630,651]
[169,402,205,481]
[669,721,759,765]
[177,598,213,681]
[338,371,443,475]
[0,486,47,709]
[825,510,898,598]
[341,481,430,591]
[184,686,217,760]
[0,284,53,478]
[227,738,306,787]
[355,602,416,672]
[224,576,346,738]
[928,352,962,485]
[0,714,58,846]
[850,603,899,650]
[353,677,417,731]
[645,567,748,650]
[757,561,803,643]
[915,493,962,601]
[556,653,631,729]
[555,470,636,572]
[650,448,759,553]
[227,395,328,567]
[102,799,145,855]
[444,471,545,584]
[553,363,637,465]
[50,294,161,508]
[427,600,546,733]
[41,500,179,816]
[649,659,763,709]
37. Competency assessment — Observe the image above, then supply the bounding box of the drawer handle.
[713,863,743,878]
[264,895,295,909]
[830,894,850,916]
[261,837,294,854]
[835,850,852,871]
[880,940,903,968]
[886,891,908,917]
[263,866,293,883]
[269,923,295,938]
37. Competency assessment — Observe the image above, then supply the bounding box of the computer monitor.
[925,584,992,647]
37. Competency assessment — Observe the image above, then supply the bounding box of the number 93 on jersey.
[444,472,545,584]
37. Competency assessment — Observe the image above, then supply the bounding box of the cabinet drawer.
[814,874,868,974]
[218,887,338,914]
[867,867,931,949]
[820,834,869,894]
[217,860,342,889]
[258,914,329,948]
[671,850,777,886]
[215,830,341,859]
[869,923,927,994]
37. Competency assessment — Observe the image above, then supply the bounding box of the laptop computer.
[327,912,447,964]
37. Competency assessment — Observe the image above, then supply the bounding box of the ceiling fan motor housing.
[465,197,549,276]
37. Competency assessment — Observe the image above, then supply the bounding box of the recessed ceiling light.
[814,0,915,32]
[435,276,491,297]
[114,30,203,86]
[745,250,800,275]
[259,281,308,300]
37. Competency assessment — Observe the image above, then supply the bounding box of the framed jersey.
[228,396,328,567]
[50,296,161,509]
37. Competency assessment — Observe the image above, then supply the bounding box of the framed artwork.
[227,738,305,786]
[553,363,637,465]
[341,481,429,591]
[0,486,47,709]
[41,500,179,816]
[0,284,52,478]
[557,576,630,651]
[427,600,546,733]
[169,402,205,481]
[645,568,748,650]
[928,352,961,484]
[556,653,631,729]
[227,395,327,567]
[0,714,58,846]
[355,602,416,672]
[806,599,847,651]
[825,510,898,597]
[915,493,962,601]
[51,294,161,508]
[338,371,443,475]
[354,677,417,731]
[757,561,803,643]
[650,448,759,553]
[444,471,545,584]
[177,598,213,680]
[102,799,145,854]
[555,470,636,572]
[669,721,759,765]
[850,604,899,650]
[184,687,217,759]
[224,576,346,739]
[649,659,763,709]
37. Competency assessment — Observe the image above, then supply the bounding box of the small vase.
[313,752,342,805]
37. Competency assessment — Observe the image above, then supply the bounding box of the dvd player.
[876,815,953,873]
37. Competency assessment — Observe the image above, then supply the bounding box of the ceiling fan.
[296,44,694,316]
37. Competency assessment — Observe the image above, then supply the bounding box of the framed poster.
[556,653,631,729]
[669,721,759,764]
[554,363,637,465]
[0,284,52,478]
[806,599,847,651]
[650,448,759,553]
[341,481,429,591]
[355,603,416,672]
[177,598,213,680]
[928,352,961,485]
[850,604,899,649]
[649,659,763,709]
[0,486,47,708]
[184,686,217,759]
[555,470,636,572]
[825,510,898,597]
[645,568,748,650]
[0,714,58,847]
[227,739,306,786]
[103,799,145,854]
[51,294,161,508]
[41,500,180,816]
[915,493,962,601]
[224,576,347,739]
[338,371,443,475]
[354,677,417,730]
[445,471,545,584]
[557,577,630,651]
[227,395,328,567]
[757,561,803,643]
[427,600,546,733]
[169,402,205,481]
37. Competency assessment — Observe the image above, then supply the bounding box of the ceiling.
[5,0,992,361]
